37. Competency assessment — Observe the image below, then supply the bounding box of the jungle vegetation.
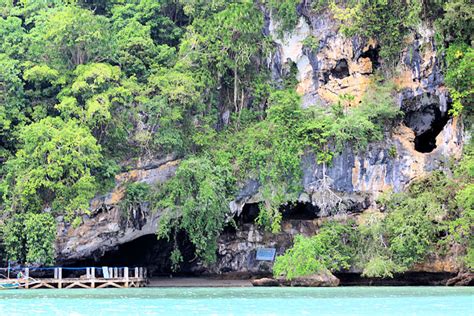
[0,0,471,276]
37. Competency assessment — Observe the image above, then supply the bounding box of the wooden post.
[114,267,118,279]
[109,268,113,279]
[91,268,95,288]
[86,267,90,279]
[54,268,58,279]
[25,268,29,289]
[58,268,62,289]
[135,267,139,279]
[124,267,129,288]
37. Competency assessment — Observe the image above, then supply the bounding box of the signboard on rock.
[256,248,276,261]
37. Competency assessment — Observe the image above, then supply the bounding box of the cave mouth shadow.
[331,59,350,79]
[232,201,319,227]
[64,232,198,277]
[402,93,451,153]
[358,45,380,71]
[413,111,450,153]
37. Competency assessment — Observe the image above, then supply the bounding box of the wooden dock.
[17,267,148,289]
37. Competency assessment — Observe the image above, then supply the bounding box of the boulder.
[251,278,280,287]
[446,272,474,286]
[278,271,340,287]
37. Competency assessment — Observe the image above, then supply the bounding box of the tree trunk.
[234,64,238,113]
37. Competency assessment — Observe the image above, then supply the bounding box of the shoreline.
[148,277,252,287]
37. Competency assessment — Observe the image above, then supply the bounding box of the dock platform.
[2,267,148,289]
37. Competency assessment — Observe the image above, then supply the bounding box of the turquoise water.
[0,287,472,315]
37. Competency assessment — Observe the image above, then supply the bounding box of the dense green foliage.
[445,43,473,118]
[120,182,151,217]
[274,145,474,279]
[0,0,471,270]
[3,212,56,265]
[273,221,354,279]
[155,156,235,264]
[330,0,421,62]
[151,85,400,267]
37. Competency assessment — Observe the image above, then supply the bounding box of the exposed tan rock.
[56,157,180,262]
[277,271,340,287]
[251,277,280,287]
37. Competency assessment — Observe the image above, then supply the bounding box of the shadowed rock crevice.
[335,272,457,286]
[413,111,450,153]
[65,232,198,276]
[281,201,319,220]
[401,92,451,153]
[331,59,350,79]
[238,203,261,224]
[358,45,380,71]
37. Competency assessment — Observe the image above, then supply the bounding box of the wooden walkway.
[18,267,148,289]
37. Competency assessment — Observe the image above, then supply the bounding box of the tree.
[3,117,102,219]
[3,212,56,265]
[110,0,184,47]
[273,221,355,280]
[155,155,235,264]
[0,16,26,59]
[180,1,266,117]
[28,6,114,69]
[0,54,26,154]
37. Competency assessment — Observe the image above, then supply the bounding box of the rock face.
[56,156,178,262]
[208,220,321,275]
[251,271,340,287]
[277,271,340,287]
[56,9,466,279]
[446,272,474,286]
[230,12,465,217]
[251,277,280,287]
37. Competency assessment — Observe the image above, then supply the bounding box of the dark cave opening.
[231,201,319,227]
[412,109,450,153]
[281,202,319,220]
[358,45,380,71]
[402,93,451,153]
[239,203,261,224]
[331,59,350,79]
[66,232,199,276]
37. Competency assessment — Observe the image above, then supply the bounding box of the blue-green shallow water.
[0,287,473,316]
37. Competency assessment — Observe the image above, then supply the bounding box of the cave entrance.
[413,111,449,153]
[331,59,350,79]
[66,232,198,276]
[402,93,451,153]
[239,203,261,224]
[281,202,319,220]
[358,45,380,71]
[231,201,319,227]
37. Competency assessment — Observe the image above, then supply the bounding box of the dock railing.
[0,266,148,289]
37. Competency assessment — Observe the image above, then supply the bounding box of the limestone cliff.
[56,9,466,281]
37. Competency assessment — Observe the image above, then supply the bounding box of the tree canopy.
[0,0,471,270]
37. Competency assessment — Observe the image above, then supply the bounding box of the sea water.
[0,287,472,315]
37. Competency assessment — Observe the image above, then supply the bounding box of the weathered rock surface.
[446,272,474,286]
[277,271,340,287]
[251,272,339,287]
[56,156,179,262]
[55,8,467,281]
[251,277,280,287]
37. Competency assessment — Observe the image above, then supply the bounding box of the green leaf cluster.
[273,221,355,279]
[275,146,474,279]
[3,212,56,265]
[331,0,423,63]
